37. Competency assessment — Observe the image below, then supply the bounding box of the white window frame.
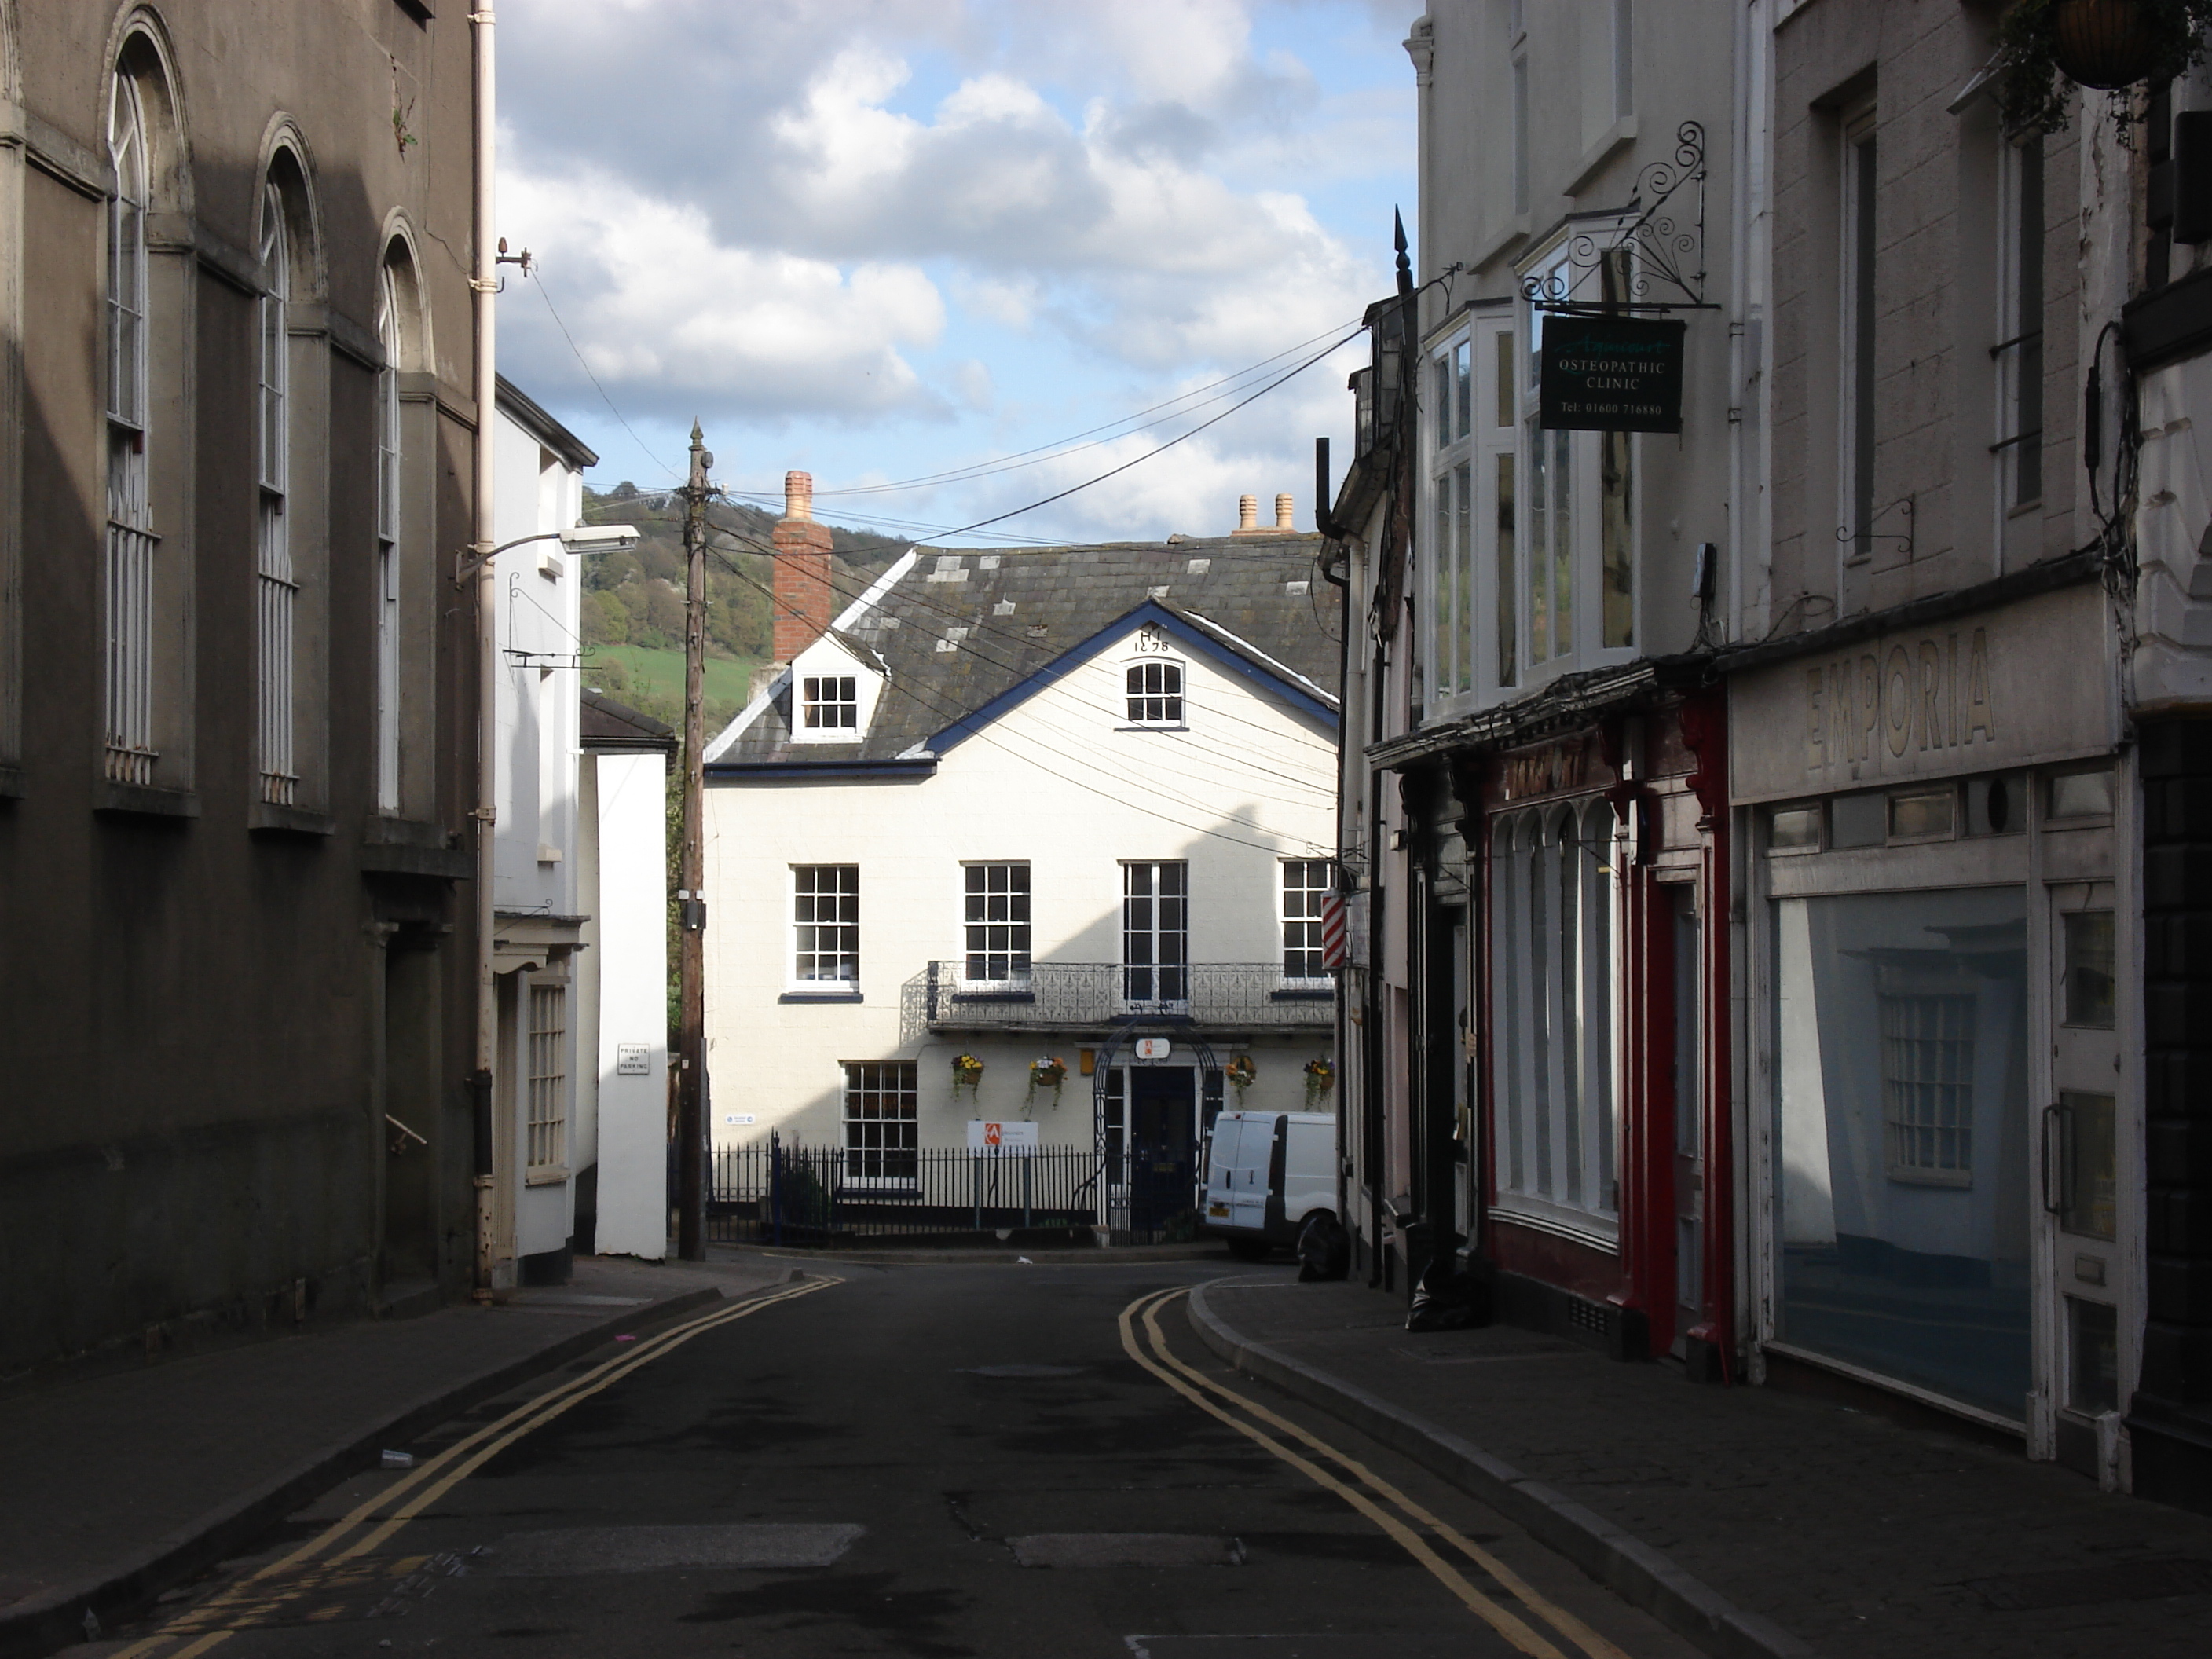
[1280,858,1335,986]
[256,178,296,807]
[374,262,403,814]
[1489,799,1621,1246]
[791,863,860,988]
[961,860,1031,987]
[104,65,155,786]
[1425,313,1520,713]
[841,1060,919,1190]
[526,976,569,1177]
[1122,860,1189,1009]
[1123,657,1186,727]
[801,673,859,731]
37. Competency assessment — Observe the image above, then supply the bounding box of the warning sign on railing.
[965,1119,1040,1153]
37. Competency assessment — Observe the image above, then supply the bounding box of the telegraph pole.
[676,421,711,1260]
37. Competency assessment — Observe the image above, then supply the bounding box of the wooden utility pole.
[676,421,710,1260]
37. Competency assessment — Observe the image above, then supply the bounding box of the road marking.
[113,1276,841,1657]
[1122,1287,1630,1659]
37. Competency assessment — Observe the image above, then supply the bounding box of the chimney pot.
[784,470,814,522]
[1238,494,1258,533]
[1275,493,1295,530]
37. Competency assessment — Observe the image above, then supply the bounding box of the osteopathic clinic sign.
[1538,315,1685,433]
[966,1119,1041,1153]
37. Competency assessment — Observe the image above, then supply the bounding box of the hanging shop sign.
[1539,316,1685,433]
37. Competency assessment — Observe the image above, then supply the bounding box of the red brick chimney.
[771,470,835,661]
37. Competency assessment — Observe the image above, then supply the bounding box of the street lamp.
[452,522,640,586]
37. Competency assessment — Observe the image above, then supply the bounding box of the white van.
[1202,1110,1337,1258]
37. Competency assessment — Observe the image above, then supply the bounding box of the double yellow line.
[121,1276,841,1658]
[1119,1287,1629,1659]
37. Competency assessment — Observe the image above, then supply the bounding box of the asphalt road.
[106,1258,1703,1659]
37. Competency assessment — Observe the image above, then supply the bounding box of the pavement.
[1190,1272,2212,1659]
[0,1254,791,1657]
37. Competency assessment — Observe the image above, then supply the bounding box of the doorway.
[1668,883,1705,1361]
[1127,1065,1196,1233]
[2043,880,2124,1481]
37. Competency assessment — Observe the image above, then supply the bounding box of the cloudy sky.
[494,0,1417,545]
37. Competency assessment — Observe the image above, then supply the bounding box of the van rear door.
[1229,1113,1276,1233]
[1204,1112,1247,1228]
[1280,1115,1336,1229]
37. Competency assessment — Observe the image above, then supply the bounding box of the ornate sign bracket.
[1522,122,1717,315]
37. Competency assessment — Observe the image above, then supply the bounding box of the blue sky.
[495,1,1418,545]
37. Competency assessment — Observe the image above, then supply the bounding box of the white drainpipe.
[471,2,503,1294]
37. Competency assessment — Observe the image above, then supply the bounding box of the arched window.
[375,259,403,811]
[103,64,153,783]
[256,178,293,804]
[1489,798,1619,1240]
[1126,659,1183,725]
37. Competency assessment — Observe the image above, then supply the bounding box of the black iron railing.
[907,961,1332,1035]
[706,1137,1206,1248]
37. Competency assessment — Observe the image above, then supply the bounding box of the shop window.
[2048,768,2114,820]
[1965,774,2023,836]
[1773,886,2030,1421]
[1829,792,1885,848]
[1769,805,1822,852]
[2061,910,2115,1027]
[1489,800,1619,1242]
[1888,789,1955,841]
[2068,1297,2119,1415]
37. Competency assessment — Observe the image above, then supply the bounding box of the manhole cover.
[960,1364,1087,1379]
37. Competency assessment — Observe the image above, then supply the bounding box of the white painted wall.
[589,749,672,1258]
[701,617,1340,1150]
[493,400,586,1261]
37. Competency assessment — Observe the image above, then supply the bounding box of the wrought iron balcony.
[906,960,1334,1037]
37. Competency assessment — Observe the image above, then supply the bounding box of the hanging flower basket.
[951,1053,984,1090]
[1225,1055,1257,1093]
[1304,1057,1335,1090]
[1994,0,2212,137]
[1028,1055,1068,1092]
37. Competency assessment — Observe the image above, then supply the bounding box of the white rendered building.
[701,479,1342,1235]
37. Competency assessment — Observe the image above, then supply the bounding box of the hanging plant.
[1225,1055,1258,1095]
[1993,0,2212,137]
[1027,1055,1068,1095]
[951,1053,984,1091]
[1303,1056,1335,1103]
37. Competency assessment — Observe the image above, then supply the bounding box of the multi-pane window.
[1428,318,1520,702]
[1122,861,1188,1005]
[1281,859,1333,981]
[1998,134,2045,514]
[104,67,154,785]
[844,1061,917,1183]
[1126,661,1183,724]
[1525,262,1575,665]
[802,675,858,730]
[375,262,404,813]
[1430,335,1474,698]
[526,980,568,1171]
[793,865,859,983]
[1490,801,1619,1240]
[1879,988,1975,1185]
[257,180,296,806]
[963,862,1031,982]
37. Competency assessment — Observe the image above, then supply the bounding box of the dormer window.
[1126,661,1184,725]
[802,675,857,731]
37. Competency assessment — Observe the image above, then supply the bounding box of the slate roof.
[580,687,676,751]
[709,532,1336,767]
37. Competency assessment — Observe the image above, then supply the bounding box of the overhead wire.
[522,263,679,484]
[701,548,1333,854]
[699,523,1339,789]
